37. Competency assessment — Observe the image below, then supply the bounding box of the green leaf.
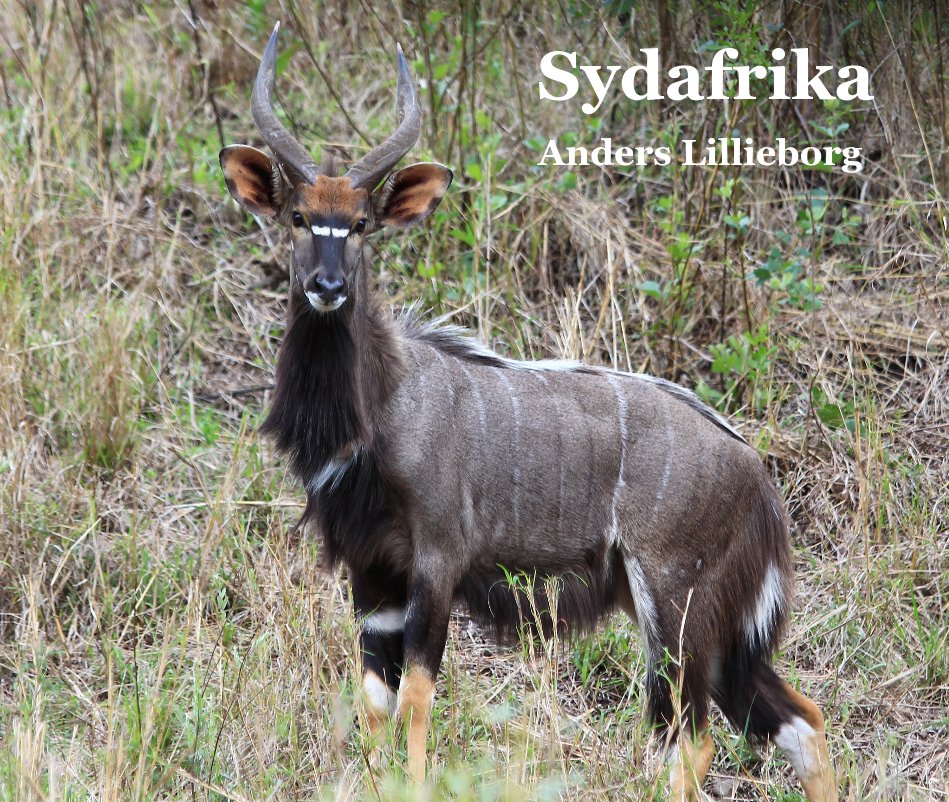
[724,214,751,232]
[418,261,444,279]
[637,280,663,300]
[464,161,483,182]
[524,135,549,153]
[449,226,477,247]
[275,45,296,76]
[817,402,849,430]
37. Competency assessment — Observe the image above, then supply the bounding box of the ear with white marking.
[373,162,452,228]
[219,144,286,218]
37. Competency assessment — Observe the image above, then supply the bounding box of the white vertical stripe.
[493,368,522,533]
[457,361,487,438]
[746,562,785,647]
[624,556,659,653]
[651,415,674,526]
[604,373,629,545]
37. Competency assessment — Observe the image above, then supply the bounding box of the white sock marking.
[363,672,396,716]
[774,716,820,779]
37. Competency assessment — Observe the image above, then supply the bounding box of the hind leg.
[714,658,837,802]
[773,683,837,802]
[668,727,714,801]
[621,557,716,799]
[645,662,716,800]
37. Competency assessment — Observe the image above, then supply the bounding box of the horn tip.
[266,21,280,49]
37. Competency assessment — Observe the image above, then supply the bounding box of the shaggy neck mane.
[261,278,405,482]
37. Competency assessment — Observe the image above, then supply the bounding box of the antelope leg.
[668,728,714,801]
[353,573,407,744]
[396,572,452,783]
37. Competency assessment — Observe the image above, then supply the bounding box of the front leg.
[397,571,453,784]
[353,572,407,741]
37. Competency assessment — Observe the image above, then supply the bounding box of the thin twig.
[194,384,274,402]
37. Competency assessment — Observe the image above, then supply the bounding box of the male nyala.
[219,23,837,801]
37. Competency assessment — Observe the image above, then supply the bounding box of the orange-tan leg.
[668,728,715,801]
[391,560,453,784]
[774,684,838,802]
[396,667,435,783]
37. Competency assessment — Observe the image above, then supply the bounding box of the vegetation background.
[0,0,946,799]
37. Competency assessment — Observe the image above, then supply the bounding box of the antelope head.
[220,23,453,313]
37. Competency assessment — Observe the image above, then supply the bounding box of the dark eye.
[353,218,368,234]
[292,212,305,228]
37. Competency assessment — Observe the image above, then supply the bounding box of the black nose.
[313,275,345,298]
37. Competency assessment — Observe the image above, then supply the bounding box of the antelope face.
[287,179,369,312]
[219,23,452,316]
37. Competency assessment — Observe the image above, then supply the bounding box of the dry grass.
[0,1,946,800]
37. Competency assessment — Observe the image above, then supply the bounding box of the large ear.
[219,145,285,218]
[374,162,452,228]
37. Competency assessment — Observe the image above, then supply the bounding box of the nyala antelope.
[219,24,838,801]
